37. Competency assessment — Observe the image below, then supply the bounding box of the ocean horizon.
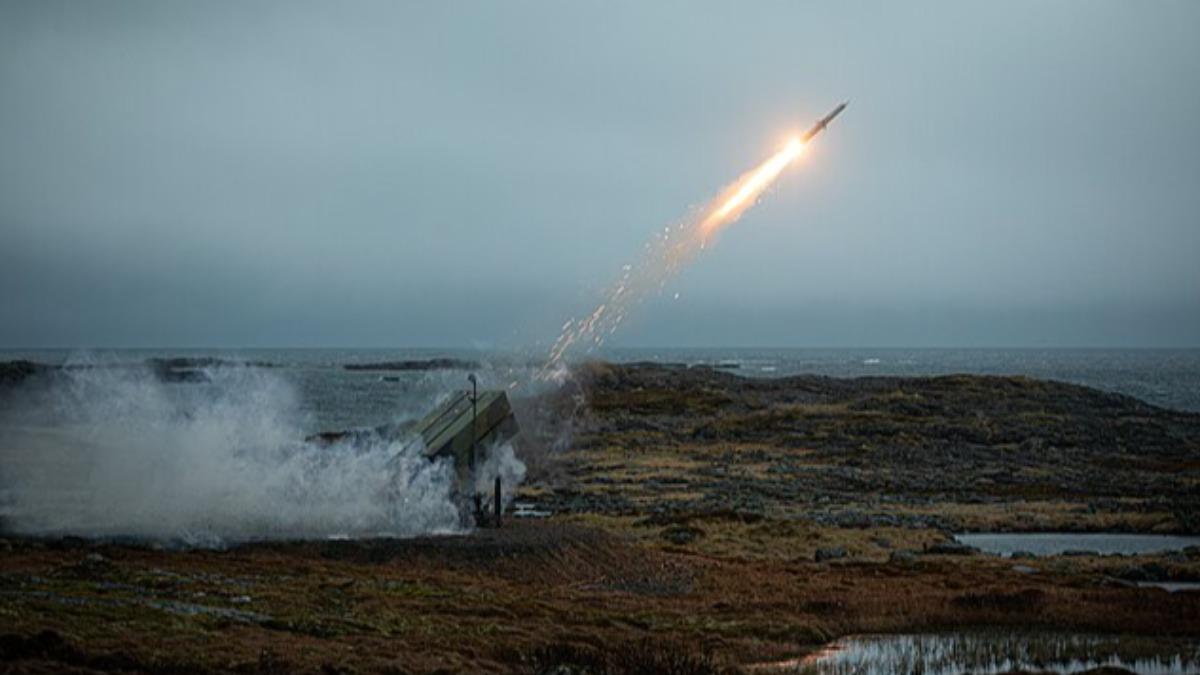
[5,348,1198,433]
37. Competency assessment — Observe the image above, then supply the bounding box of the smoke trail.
[539,138,806,379]
[0,362,523,545]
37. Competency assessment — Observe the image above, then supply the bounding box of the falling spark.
[539,135,809,380]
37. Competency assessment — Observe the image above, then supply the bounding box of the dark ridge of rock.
[142,357,276,371]
[153,367,211,383]
[344,358,481,372]
[1,358,274,390]
[688,362,742,371]
[0,360,54,387]
[621,360,689,370]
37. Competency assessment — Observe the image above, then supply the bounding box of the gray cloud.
[2,0,1198,348]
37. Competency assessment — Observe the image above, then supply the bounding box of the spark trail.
[538,104,847,380]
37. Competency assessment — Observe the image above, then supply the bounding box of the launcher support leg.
[494,477,502,528]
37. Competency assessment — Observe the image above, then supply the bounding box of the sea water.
[2,348,1198,433]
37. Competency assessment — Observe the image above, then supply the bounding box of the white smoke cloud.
[0,362,474,546]
[473,442,526,509]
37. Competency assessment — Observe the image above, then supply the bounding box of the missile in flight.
[800,101,848,143]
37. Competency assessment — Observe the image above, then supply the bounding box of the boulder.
[815,546,848,562]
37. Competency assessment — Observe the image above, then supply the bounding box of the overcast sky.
[2,1,1198,349]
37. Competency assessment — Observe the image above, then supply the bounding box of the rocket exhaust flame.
[701,137,805,238]
[539,104,846,379]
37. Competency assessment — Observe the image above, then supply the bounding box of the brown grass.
[1,523,1197,673]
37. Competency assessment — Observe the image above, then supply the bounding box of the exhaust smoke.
[0,362,523,545]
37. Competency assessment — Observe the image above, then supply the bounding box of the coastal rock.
[923,541,977,556]
[344,358,480,371]
[0,360,52,387]
[815,547,848,562]
[143,357,273,370]
[1,358,276,391]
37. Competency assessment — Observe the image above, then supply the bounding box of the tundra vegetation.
[1,362,1198,673]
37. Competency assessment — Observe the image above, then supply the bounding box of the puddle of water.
[955,532,1200,557]
[769,632,1200,675]
[511,502,552,518]
[1138,581,1200,593]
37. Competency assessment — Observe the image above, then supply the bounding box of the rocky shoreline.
[518,362,1200,536]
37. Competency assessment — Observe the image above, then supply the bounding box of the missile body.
[800,101,848,142]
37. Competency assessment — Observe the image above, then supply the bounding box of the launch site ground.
[2,362,1198,673]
